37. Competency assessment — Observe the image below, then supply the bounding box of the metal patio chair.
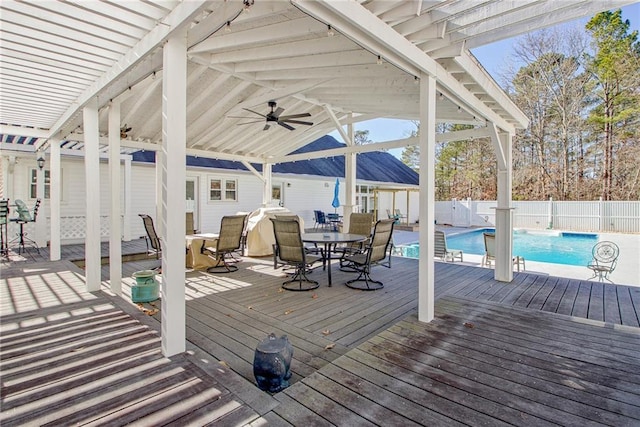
[139,214,161,259]
[271,217,323,291]
[587,241,619,283]
[344,218,395,291]
[482,232,525,271]
[202,214,247,273]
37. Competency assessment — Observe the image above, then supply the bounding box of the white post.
[123,157,132,241]
[109,100,122,295]
[494,131,514,282]
[155,150,163,224]
[0,156,9,198]
[49,139,61,260]
[263,163,272,206]
[84,98,101,292]
[418,73,436,322]
[344,117,356,230]
[161,30,187,357]
[547,196,553,229]
[35,155,47,247]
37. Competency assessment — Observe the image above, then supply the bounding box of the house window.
[30,169,51,199]
[209,178,237,202]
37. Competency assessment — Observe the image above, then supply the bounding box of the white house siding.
[4,156,419,244]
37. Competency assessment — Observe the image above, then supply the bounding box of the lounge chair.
[587,241,619,283]
[482,232,525,271]
[434,230,463,262]
[343,219,395,291]
[202,214,247,273]
[271,217,324,291]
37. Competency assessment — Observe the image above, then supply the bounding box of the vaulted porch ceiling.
[1,0,634,160]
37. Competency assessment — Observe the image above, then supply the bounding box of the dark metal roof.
[131,135,418,185]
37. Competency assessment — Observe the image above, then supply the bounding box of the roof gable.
[131,135,418,185]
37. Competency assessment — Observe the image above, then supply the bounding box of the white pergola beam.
[39,0,210,150]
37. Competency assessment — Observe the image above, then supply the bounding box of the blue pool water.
[400,228,598,266]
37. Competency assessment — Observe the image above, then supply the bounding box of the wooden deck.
[2,244,640,425]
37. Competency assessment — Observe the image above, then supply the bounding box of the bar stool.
[10,199,41,255]
[0,199,9,258]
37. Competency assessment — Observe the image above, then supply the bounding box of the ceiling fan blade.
[278,113,311,120]
[277,121,295,131]
[282,119,313,126]
[238,120,264,125]
[243,108,266,117]
[272,107,284,118]
[263,124,271,131]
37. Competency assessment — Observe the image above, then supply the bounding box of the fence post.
[598,197,603,232]
[547,197,553,229]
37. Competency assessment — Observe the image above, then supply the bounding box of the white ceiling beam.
[233,50,376,73]
[38,0,210,150]
[0,125,49,139]
[199,36,354,64]
[323,105,352,145]
[189,18,328,54]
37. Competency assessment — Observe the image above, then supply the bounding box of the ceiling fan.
[120,125,132,138]
[231,101,313,131]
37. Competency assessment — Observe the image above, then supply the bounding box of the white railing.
[434,200,640,233]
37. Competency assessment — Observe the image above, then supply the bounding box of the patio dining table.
[302,232,366,287]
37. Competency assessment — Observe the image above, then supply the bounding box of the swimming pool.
[399,228,598,266]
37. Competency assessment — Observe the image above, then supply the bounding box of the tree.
[508,27,590,200]
[400,121,420,171]
[584,10,640,200]
[354,129,372,145]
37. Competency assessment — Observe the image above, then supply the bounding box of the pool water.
[400,228,598,266]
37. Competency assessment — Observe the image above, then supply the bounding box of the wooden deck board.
[3,245,640,426]
[271,296,640,426]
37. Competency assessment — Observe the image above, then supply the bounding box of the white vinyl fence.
[435,199,640,233]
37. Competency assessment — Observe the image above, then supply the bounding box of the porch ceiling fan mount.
[231,101,313,131]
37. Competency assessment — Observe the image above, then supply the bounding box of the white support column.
[0,156,9,198]
[494,131,514,282]
[418,73,436,322]
[155,150,163,223]
[123,157,132,241]
[84,99,101,292]
[35,156,47,247]
[263,163,272,206]
[161,30,187,357]
[108,100,122,295]
[49,139,61,260]
[344,117,356,230]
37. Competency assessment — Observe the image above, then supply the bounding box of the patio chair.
[271,217,324,291]
[344,218,395,291]
[10,199,41,254]
[139,214,161,259]
[482,232,525,271]
[434,230,463,262]
[587,241,619,283]
[202,214,247,273]
[273,215,325,272]
[313,210,329,230]
[339,212,373,271]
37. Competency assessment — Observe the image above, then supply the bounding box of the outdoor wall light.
[37,156,45,170]
[327,25,335,37]
[377,55,382,65]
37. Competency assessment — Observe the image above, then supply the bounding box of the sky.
[330,3,639,158]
